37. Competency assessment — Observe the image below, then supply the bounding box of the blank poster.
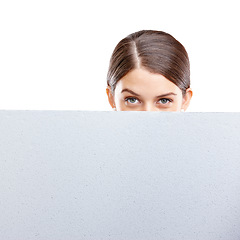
[0,111,240,240]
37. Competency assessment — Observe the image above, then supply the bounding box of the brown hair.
[107,30,190,95]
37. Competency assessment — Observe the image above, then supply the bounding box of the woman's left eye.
[158,98,172,104]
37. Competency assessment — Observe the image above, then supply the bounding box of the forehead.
[115,68,180,96]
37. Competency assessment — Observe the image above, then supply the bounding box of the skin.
[106,68,192,112]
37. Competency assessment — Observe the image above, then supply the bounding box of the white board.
[0,111,240,239]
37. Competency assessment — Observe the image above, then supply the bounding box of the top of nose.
[142,104,158,112]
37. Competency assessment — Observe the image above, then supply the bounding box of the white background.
[0,0,239,111]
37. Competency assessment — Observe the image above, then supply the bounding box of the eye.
[158,98,172,104]
[125,97,139,104]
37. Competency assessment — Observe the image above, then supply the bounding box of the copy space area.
[0,111,240,240]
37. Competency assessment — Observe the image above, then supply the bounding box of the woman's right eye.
[125,97,139,104]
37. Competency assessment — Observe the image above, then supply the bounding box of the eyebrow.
[121,88,140,96]
[121,88,177,98]
[156,92,177,98]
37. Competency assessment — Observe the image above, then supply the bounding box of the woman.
[106,30,193,112]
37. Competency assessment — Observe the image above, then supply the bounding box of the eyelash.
[158,98,173,104]
[124,97,173,104]
[125,97,139,104]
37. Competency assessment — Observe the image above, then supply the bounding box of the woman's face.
[107,68,192,112]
